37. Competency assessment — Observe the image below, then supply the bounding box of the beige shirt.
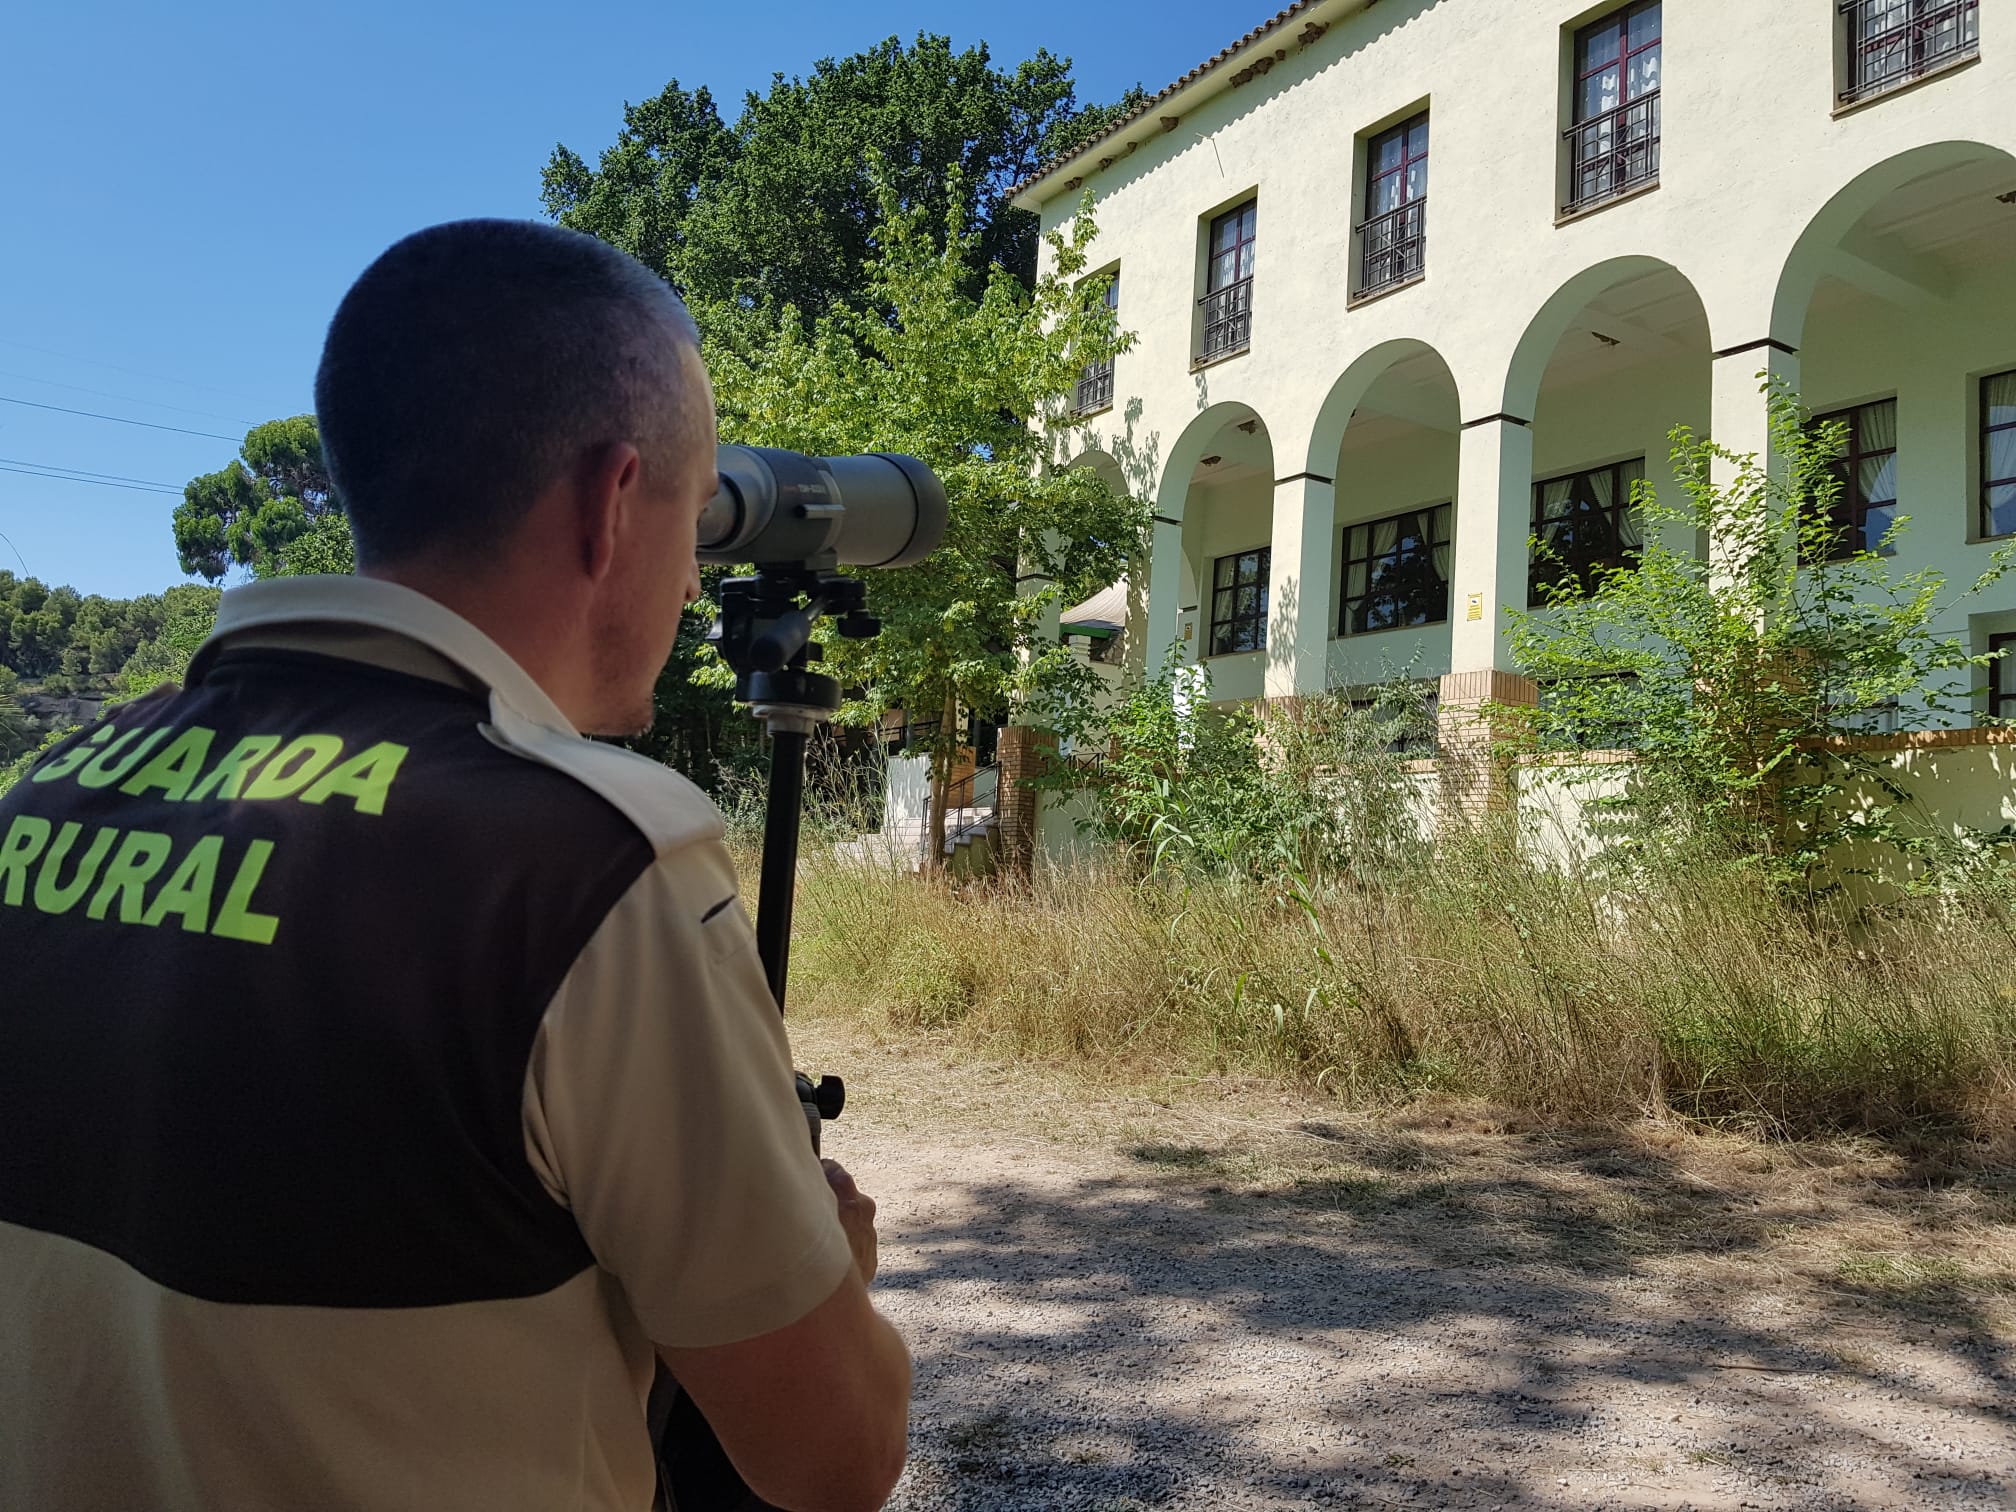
[0,576,853,1512]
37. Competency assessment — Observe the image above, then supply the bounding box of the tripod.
[656,564,877,1511]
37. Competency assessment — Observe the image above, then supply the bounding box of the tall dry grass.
[787,842,2016,1138]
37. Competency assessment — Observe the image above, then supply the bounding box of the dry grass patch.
[789,850,2016,1141]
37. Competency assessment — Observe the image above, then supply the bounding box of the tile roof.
[1011,0,1332,203]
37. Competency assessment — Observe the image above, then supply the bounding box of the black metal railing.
[1562,92,1660,215]
[1356,198,1426,299]
[1196,277,1253,364]
[942,762,1000,851]
[1839,0,1978,104]
[1074,359,1115,415]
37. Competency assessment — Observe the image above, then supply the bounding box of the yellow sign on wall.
[1466,592,1483,622]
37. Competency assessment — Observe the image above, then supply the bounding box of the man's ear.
[577,441,642,584]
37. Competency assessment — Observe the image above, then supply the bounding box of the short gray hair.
[314,218,703,566]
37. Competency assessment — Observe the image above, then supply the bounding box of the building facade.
[1014,0,2013,797]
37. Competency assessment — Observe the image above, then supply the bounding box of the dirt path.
[789,1021,2016,1510]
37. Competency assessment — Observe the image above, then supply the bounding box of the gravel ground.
[792,1024,2016,1511]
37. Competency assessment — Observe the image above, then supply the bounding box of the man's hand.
[659,1204,911,1512]
[823,1159,878,1285]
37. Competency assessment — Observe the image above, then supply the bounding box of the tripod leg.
[755,727,808,1011]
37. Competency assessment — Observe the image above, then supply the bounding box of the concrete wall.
[1515,731,2016,891]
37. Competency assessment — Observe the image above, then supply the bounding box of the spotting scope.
[698,444,948,568]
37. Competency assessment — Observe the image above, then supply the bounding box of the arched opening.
[1506,257,1712,612]
[1314,341,1462,691]
[1772,145,2016,709]
[1058,448,1134,686]
[1152,403,1275,703]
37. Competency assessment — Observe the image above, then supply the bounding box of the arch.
[1769,140,2016,348]
[1500,255,1709,419]
[1153,401,1271,522]
[1302,338,1461,477]
[1063,445,1127,493]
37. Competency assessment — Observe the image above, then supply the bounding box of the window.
[1809,400,1898,558]
[1198,201,1256,363]
[1075,272,1119,416]
[1530,459,1646,603]
[1563,1,1661,214]
[1839,0,1979,105]
[1983,370,2016,538]
[1340,504,1452,634]
[1208,546,1269,655]
[1358,114,1428,299]
[1990,632,2016,721]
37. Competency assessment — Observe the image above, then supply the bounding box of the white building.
[1012,0,2014,801]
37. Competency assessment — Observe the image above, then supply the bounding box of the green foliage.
[257,510,355,578]
[1055,659,1436,885]
[706,176,1143,762]
[1506,381,2014,889]
[0,571,187,686]
[114,585,223,698]
[174,415,338,581]
[0,666,29,764]
[544,35,1140,317]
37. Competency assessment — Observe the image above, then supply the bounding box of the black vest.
[0,649,655,1307]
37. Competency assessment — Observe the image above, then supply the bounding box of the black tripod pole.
[755,727,808,1012]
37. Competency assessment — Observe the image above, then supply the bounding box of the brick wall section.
[995,726,1057,880]
[1435,669,1538,831]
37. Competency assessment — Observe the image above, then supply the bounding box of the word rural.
[0,721,408,946]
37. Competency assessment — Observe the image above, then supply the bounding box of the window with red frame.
[1809,400,1898,559]
[1564,1,1661,213]
[1359,113,1428,297]
[1983,370,2016,539]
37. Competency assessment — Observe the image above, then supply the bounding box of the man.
[0,220,911,1512]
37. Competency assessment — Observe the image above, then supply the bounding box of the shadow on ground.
[858,1116,2016,1510]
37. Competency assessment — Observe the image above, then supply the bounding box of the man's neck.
[359,563,594,729]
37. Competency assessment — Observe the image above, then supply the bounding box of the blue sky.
[0,0,1233,600]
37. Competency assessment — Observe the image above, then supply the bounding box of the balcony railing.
[1196,277,1253,364]
[1562,92,1660,215]
[1074,359,1115,416]
[1356,198,1426,299]
[1839,0,1979,104]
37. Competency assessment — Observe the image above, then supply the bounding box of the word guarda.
[0,722,407,946]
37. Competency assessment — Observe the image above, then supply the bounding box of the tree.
[1505,381,2014,889]
[174,416,338,581]
[0,666,29,764]
[706,175,1141,859]
[114,585,224,697]
[544,36,1140,319]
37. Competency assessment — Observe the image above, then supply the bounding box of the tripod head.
[711,567,881,738]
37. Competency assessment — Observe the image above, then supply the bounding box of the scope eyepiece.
[698,445,948,569]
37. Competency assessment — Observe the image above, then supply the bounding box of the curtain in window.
[1616,460,1646,549]
[1347,560,1369,601]
[1988,372,2016,428]
[1859,400,1898,505]
[1431,506,1453,581]
[1371,516,1401,559]
[1539,479,1576,547]
[1990,430,2016,488]
[1858,399,1898,451]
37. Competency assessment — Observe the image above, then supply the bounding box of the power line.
[0,336,268,407]
[0,529,27,575]
[0,464,182,496]
[0,369,254,429]
[0,456,182,489]
[0,394,238,442]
